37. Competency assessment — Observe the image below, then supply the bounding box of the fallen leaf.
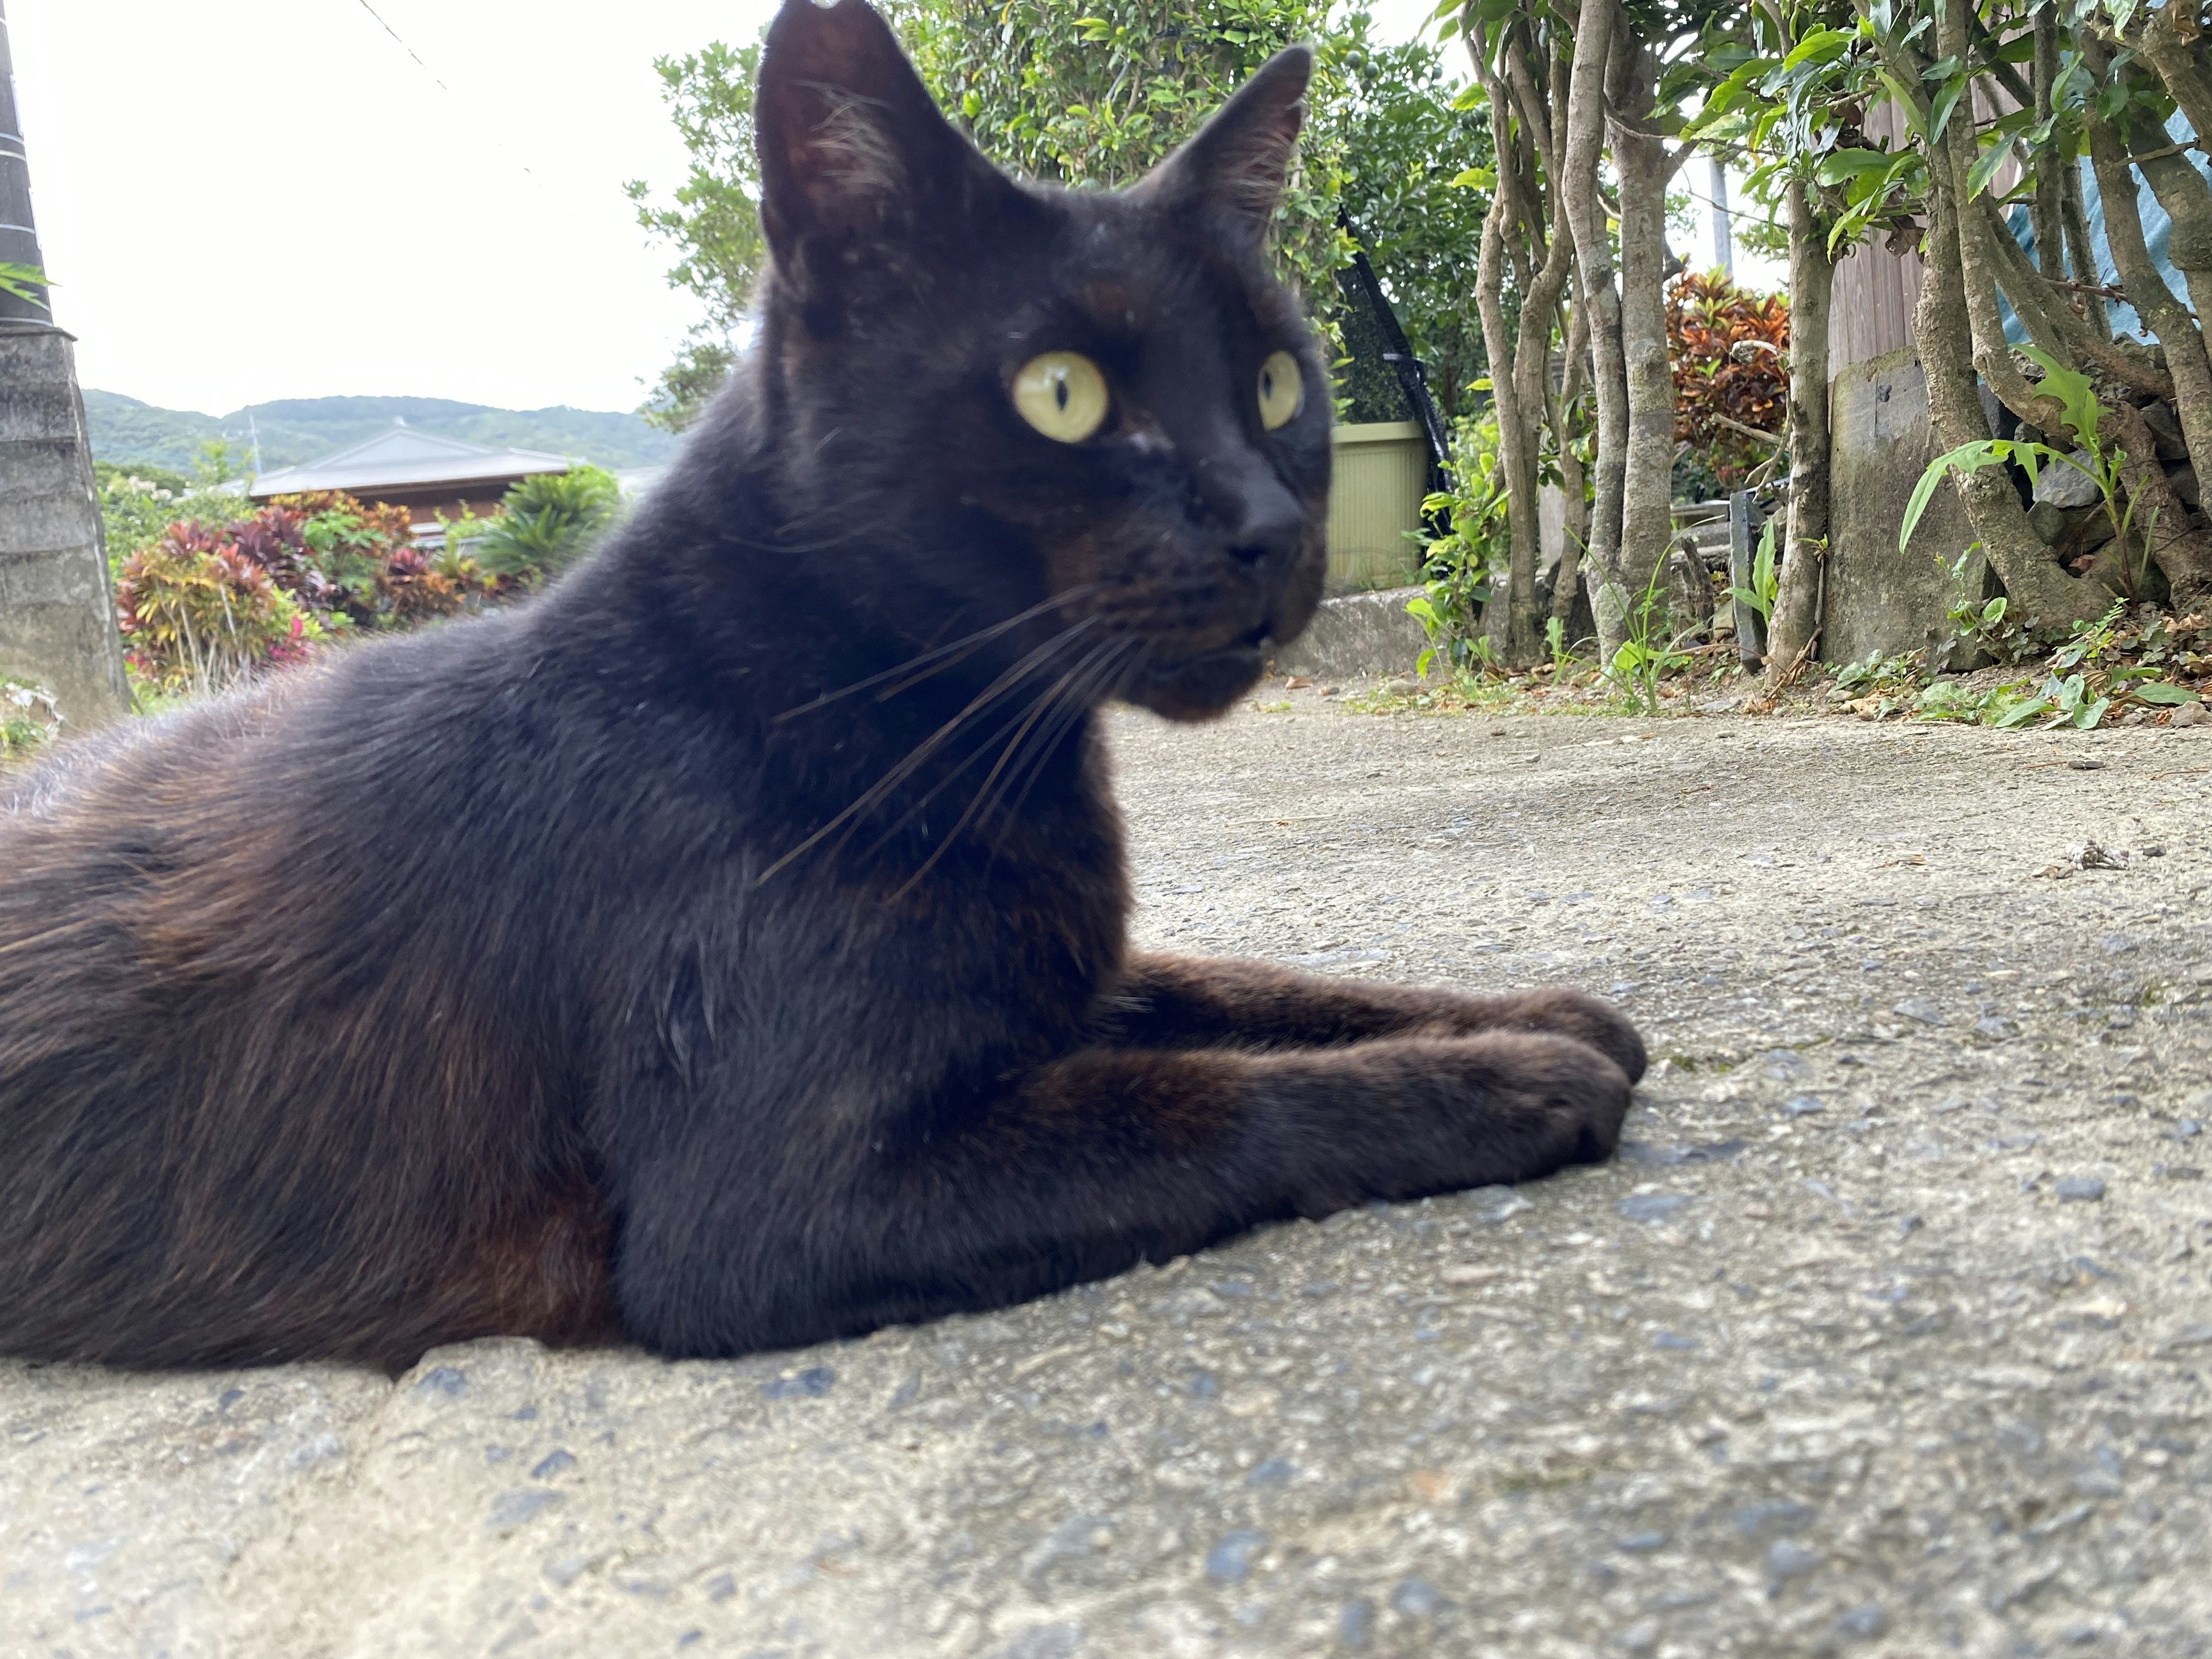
[1408,1468,1456,1503]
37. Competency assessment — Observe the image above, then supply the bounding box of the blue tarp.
[2003,110,2206,344]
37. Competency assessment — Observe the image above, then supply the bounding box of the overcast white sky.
[12,0,1762,418]
[13,0,789,415]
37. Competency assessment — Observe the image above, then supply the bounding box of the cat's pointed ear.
[754,0,1009,301]
[1142,47,1312,245]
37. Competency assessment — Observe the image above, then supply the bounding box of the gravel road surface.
[6,701,2210,1658]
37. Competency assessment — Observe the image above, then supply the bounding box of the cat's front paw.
[1483,1030,1634,1173]
[1480,987,1648,1084]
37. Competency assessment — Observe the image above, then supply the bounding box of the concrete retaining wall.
[1267,586,1429,681]
[1820,346,1976,666]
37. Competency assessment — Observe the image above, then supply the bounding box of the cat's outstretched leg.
[607,1029,1630,1358]
[1100,953,1647,1082]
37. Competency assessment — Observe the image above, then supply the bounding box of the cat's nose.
[1221,478,1305,570]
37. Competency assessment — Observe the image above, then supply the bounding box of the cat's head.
[747,0,1328,721]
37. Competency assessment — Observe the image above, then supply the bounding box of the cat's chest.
[859,803,1130,1028]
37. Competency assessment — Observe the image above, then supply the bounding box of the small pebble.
[1339,1598,1376,1647]
[762,1366,836,1399]
[1391,1575,1442,1616]
[1766,1540,1823,1581]
[2056,1176,2107,1203]
[1835,1603,1889,1639]
[1205,1529,1266,1583]
[488,1488,562,1533]
[1618,1193,1692,1222]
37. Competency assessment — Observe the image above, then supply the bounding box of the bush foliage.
[113,491,510,700]
[1666,271,1789,493]
[472,465,623,584]
[115,522,320,698]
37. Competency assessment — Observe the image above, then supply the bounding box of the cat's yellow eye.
[1257,350,1304,430]
[1012,352,1110,444]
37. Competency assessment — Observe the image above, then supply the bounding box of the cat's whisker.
[852,646,1097,862]
[756,615,1101,885]
[992,637,1142,834]
[902,635,1126,888]
[771,584,1099,722]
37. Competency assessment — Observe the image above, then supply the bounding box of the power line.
[350,0,451,94]
[343,0,534,177]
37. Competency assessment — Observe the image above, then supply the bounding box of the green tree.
[892,0,1349,296]
[625,39,768,432]
[1329,14,1494,419]
[626,2,1492,430]
[1696,0,2212,639]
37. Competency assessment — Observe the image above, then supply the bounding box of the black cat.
[0,0,1641,1372]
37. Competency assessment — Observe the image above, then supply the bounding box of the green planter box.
[1325,421,1429,594]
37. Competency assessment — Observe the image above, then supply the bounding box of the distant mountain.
[83,392,681,477]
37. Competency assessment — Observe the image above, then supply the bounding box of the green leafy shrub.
[474,466,622,584]
[115,524,324,698]
[112,488,511,700]
[1407,413,1510,674]
[96,461,258,578]
[0,680,59,764]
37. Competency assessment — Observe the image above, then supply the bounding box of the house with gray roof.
[249,419,573,532]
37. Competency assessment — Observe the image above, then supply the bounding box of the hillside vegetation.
[84,392,681,476]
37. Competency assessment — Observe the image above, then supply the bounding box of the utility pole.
[1707,154,1734,279]
[0,0,130,730]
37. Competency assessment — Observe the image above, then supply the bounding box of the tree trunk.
[1549,289,1592,633]
[1914,165,2109,628]
[1558,0,1629,658]
[1767,177,1832,669]
[2058,154,2109,342]
[2078,50,2212,613]
[1976,193,2173,398]
[2107,399,2212,613]
[2029,5,2064,278]
[1468,14,1577,668]
[1474,191,1546,666]
[1613,47,1679,631]
[1938,0,2069,434]
[2126,2,2212,144]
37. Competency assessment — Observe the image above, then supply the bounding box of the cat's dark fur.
[0,0,1641,1372]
